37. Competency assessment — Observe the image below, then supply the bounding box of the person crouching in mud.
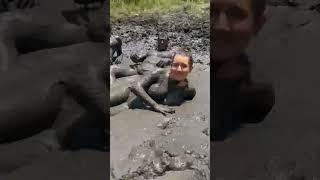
[211,0,275,140]
[128,48,196,115]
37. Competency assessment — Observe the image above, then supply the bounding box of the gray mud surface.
[110,9,210,180]
[214,2,320,180]
[0,0,107,179]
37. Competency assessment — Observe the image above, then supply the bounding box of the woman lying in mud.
[0,0,108,147]
[111,48,196,116]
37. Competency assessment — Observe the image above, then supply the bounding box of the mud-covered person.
[128,48,196,115]
[129,49,196,115]
[130,33,173,68]
[211,0,275,140]
[110,34,173,84]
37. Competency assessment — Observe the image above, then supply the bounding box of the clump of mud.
[112,113,210,180]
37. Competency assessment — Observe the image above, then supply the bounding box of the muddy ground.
[214,1,320,180]
[110,8,210,180]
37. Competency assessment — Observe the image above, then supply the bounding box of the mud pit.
[110,10,210,180]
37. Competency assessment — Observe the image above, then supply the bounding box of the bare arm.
[129,69,162,109]
[155,51,173,58]
[129,69,174,115]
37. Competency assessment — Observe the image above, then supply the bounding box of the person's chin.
[214,53,234,63]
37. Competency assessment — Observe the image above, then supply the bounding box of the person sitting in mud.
[127,48,196,115]
[110,35,122,64]
[130,33,173,68]
[212,0,275,140]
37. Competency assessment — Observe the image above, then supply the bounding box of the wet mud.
[214,2,320,180]
[110,8,210,180]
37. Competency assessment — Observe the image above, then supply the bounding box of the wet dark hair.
[171,48,193,69]
[210,0,267,19]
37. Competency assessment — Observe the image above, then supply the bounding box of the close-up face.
[211,0,265,62]
[169,55,192,81]
[157,35,169,51]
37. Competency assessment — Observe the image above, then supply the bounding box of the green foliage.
[111,0,209,19]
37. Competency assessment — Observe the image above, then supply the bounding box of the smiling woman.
[110,48,196,115]
[211,0,275,140]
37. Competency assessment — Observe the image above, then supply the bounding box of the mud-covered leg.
[58,65,108,150]
[110,65,138,86]
[110,103,129,116]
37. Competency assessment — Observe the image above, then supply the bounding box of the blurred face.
[157,36,169,51]
[169,55,192,81]
[211,0,265,63]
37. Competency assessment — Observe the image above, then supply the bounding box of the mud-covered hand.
[156,59,170,68]
[130,54,141,63]
[154,104,175,115]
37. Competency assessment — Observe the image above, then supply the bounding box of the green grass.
[111,0,209,19]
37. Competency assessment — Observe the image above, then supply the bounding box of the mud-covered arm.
[129,69,163,109]
[155,51,173,67]
[156,51,173,58]
[130,52,149,63]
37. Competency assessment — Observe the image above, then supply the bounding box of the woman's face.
[169,55,192,81]
[211,0,264,63]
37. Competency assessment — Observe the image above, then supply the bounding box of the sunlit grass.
[111,0,209,19]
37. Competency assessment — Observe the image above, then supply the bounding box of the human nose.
[214,12,230,32]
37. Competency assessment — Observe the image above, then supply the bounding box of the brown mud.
[110,8,210,180]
